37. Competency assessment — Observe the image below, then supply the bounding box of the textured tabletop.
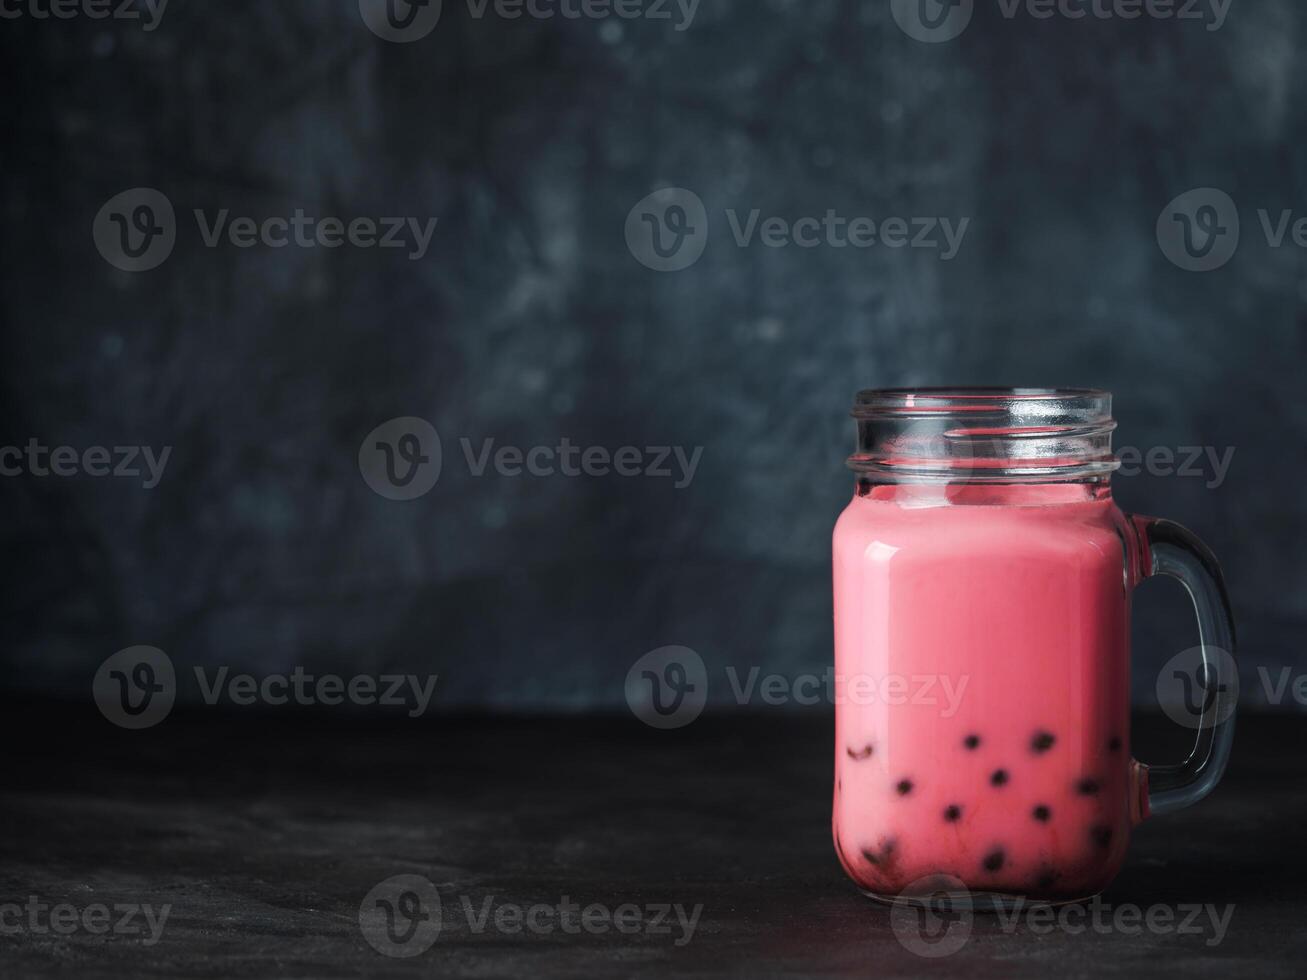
[1,708,1301,978]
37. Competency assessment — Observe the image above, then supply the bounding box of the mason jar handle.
[1131,516,1239,818]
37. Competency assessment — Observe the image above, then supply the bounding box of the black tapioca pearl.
[896,779,914,796]
[982,848,1006,872]
[847,743,874,761]
[1036,869,1059,891]
[1091,825,1113,848]
[1031,731,1056,753]
[861,838,898,867]
[1032,805,1051,823]
[1076,778,1101,796]
[1108,736,1123,753]
[963,734,981,750]
[990,769,1009,787]
[943,805,963,822]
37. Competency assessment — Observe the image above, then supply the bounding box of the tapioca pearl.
[943,805,963,822]
[1090,825,1113,848]
[1076,778,1101,796]
[1031,730,1056,754]
[1032,805,1051,823]
[1107,736,1123,753]
[861,838,898,867]
[896,779,914,796]
[847,743,874,761]
[1036,869,1059,891]
[982,848,1006,872]
[963,734,981,750]
[990,769,1009,787]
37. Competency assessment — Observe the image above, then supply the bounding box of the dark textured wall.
[1,0,1301,710]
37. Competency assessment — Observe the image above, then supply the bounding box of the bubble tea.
[831,390,1237,907]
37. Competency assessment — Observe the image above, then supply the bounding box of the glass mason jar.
[831,388,1237,909]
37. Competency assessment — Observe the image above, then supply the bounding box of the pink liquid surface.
[832,483,1142,901]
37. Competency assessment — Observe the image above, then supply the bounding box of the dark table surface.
[1,707,1302,978]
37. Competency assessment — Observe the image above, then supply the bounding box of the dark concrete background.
[0,0,1302,710]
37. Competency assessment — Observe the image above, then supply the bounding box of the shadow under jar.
[831,388,1237,910]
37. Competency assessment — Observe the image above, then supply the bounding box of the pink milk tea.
[831,388,1238,908]
[833,482,1137,902]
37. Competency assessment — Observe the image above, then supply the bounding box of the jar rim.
[853,387,1111,418]
[847,387,1118,483]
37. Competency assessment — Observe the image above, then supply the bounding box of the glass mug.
[831,389,1237,908]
